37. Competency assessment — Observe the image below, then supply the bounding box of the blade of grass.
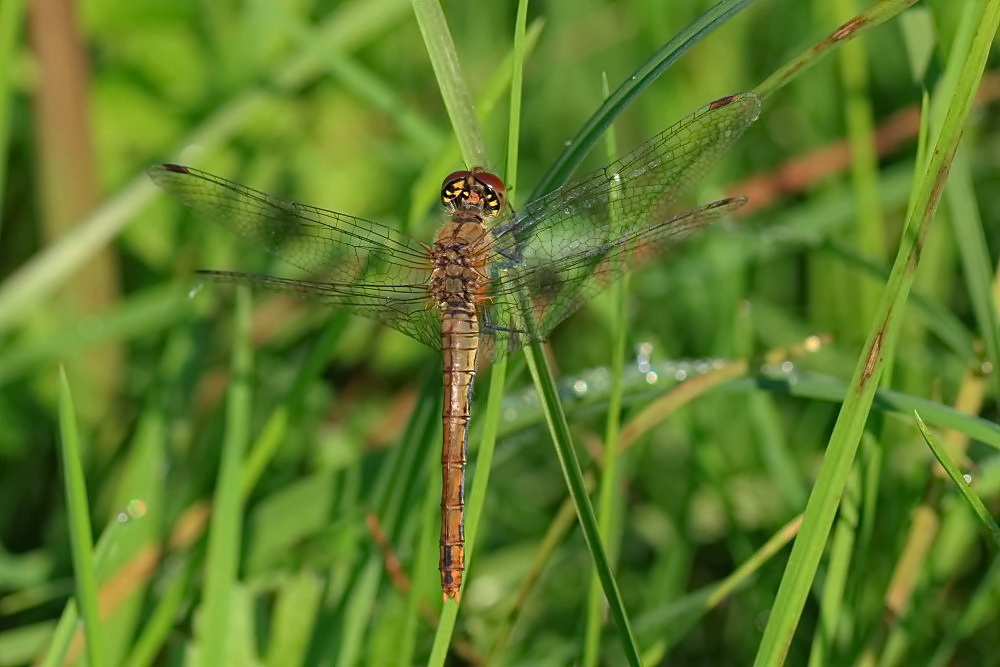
[405,18,543,228]
[0,0,26,220]
[945,151,1000,402]
[326,369,440,666]
[530,0,759,199]
[56,367,108,667]
[752,0,919,102]
[409,0,506,660]
[825,0,886,331]
[196,285,253,667]
[635,514,803,658]
[411,0,486,167]
[521,339,641,666]
[583,72,628,667]
[730,373,1000,449]
[752,2,1000,663]
[37,517,133,666]
[447,6,530,664]
[915,412,1000,549]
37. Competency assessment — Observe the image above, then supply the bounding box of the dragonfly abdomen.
[431,217,493,602]
[439,308,479,600]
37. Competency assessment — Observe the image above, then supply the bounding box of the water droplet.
[780,361,794,373]
[118,499,148,521]
[573,380,588,396]
[188,283,204,299]
[645,371,658,384]
[963,473,972,484]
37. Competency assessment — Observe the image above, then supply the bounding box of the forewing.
[151,164,439,347]
[483,93,760,349]
[149,165,431,285]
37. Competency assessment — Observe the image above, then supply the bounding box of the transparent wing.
[482,198,746,353]
[149,165,431,280]
[198,271,441,348]
[485,92,760,347]
[150,164,439,347]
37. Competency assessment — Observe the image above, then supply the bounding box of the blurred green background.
[1,0,998,665]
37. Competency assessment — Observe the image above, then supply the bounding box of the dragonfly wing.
[149,165,431,286]
[199,270,441,349]
[484,197,747,351]
[484,93,760,347]
[495,93,760,248]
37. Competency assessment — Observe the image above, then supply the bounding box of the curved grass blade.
[530,0,759,199]
[54,369,107,667]
[915,412,1000,549]
[752,2,1000,663]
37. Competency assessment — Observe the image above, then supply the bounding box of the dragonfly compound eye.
[471,171,507,216]
[441,171,472,206]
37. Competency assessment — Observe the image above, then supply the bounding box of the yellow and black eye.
[441,171,471,204]
[483,190,500,214]
[471,170,508,215]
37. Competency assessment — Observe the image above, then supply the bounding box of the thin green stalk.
[430,0,527,659]
[753,0,919,102]
[411,0,486,167]
[829,0,886,331]
[915,412,1000,549]
[196,286,253,667]
[0,0,26,221]
[531,0,758,199]
[241,316,347,497]
[123,558,196,667]
[753,2,1000,663]
[806,464,862,667]
[521,339,641,666]
[330,372,440,666]
[584,73,628,667]
[56,368,107,667]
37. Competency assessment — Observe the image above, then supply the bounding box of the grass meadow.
[1,0,999,664]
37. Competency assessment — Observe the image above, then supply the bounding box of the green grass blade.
[196,286,253,667]
[411,0,486,166]
[915,412,1000,549]
[584,72,627,667]
[56,368,108,667]
[0,0,26,207]
[945,151,1000,400]
[522,338,641,666]
[530,0,758,199]
[752,0,919,102]
[752,2,1000,663]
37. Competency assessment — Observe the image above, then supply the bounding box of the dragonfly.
[150,91,761,601]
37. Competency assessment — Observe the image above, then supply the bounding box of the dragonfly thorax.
[440,168,507,219]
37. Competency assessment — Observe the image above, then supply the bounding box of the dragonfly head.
[440,168,507,218]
